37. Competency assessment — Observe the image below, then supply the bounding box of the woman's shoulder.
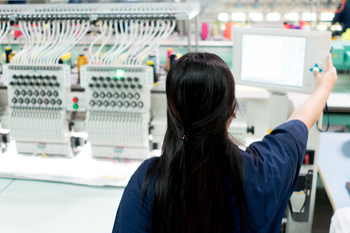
[127,157,158,190]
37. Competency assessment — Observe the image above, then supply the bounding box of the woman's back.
[113,119,307,233]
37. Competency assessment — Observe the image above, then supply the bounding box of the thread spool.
[201,23,208,40]
[5,47,12,64]
[77,54,88,83]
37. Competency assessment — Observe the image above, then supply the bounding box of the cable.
[95,19,112,64]
[299,190,308,212]
[53,19,76,64]
[28,20,42,64]
[62,20,90,64]
[38,20,59,65]
[35,20,53,65]
[102,19,120,65]
[317,103,330,132]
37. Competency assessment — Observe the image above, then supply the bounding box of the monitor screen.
[240,34,306,88]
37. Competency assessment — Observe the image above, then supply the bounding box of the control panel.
[80,65,153,159]
[3,64,72,156]
[3,65,70,109]
[80,65,153,113]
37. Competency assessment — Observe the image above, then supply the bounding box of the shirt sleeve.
[332,3,343,24]
[242,120,308,232]
[112,158,156,233]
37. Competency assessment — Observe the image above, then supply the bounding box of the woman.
[113,53,337,233]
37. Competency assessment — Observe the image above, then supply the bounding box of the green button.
[73,103,78,109]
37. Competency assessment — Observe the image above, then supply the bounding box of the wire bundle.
[12,18,90,65]
[0,16,10,43]
[89,17,176,66]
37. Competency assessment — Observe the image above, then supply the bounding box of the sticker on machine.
[114,146,125,154]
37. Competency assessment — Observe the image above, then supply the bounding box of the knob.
[37,99,43,105]
[52,75,57,80]
[120,77,125,82]
[21,81,26,86]
[138,101,144,108]
[34,90,39,96]
[41,91,46,96]
[100,92,105,98]
[103,100,109,106]
[18,98,24,104]
[38,75,43,80]
[45,75,50,80]
[96,100,102,107]
[134,77,139,82]
[137,84,142,89]
[27,90,33,96]
[110,101,116,107]
[117,101,123,107]
[95,83,100,88]
[109,84,115,88]
[127,93,133,99]
[88,83,93,88]
[92,76,97,81]
[116,84,121,88]
[9,81,14,86]
[107,92,112,98]
[14,90,20,96]
[99,76,104,81]
[42,82,46,87]
[89,100,95,106]
[48,82,53,87]
[53,91,59,97]
[13,75,17,79]
[114,92,119,98]
[120,93,126,99]
[124,101,130,107]
[134,93,140,99]
[32,75,37,80]
[16,81,21,86]
[50,99,56,105]
[123,84,128,89]
[102,83,107,88]
[131,101,137,108]
[44,99,49,105]
[25,98,30,104]
[29,82,34,86]
[127,77,132,82]
[247,126,255,134]
[106,76,111,81]
[54,82,60,87]
[130,84,135,89]
[57,99,62,105]
[31,98,36,104]
[21,90,26,96]
[35,82,40,86]
[93,92,99,98]
[12,98,17,104]
[47,91,52,97]
[19,75,24,79]
[26,75,31,79]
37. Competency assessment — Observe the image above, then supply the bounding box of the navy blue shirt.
[113,120,308,233]
[332,1,350,33]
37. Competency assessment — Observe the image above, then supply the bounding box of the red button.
[72,97,78,103]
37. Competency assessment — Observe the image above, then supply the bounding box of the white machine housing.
[80,65,153,159]
[3,64,72,156]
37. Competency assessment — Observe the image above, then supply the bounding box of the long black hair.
[141,52,246,233]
